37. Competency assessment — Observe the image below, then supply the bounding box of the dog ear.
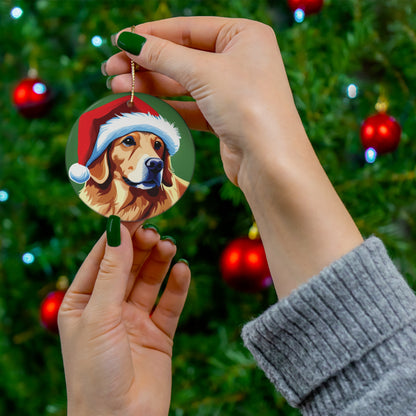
[162,151,173,187]
[88,150,110,184]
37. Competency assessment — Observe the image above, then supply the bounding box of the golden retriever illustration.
[79,131,189,221]
[68,96,191,221]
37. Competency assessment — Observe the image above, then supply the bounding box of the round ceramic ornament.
[66,93,195,222]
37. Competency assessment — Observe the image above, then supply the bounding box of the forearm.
[238,109,363,298]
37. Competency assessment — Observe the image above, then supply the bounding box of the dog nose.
[145,158,163,174]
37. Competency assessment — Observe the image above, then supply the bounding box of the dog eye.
[122,136,136,147]
[154,140,162,150]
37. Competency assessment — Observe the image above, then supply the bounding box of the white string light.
[10,7,23,19]
[294,9,305,23]
[0,190,8,202]
[91,35,103,47]
[22,252,35,264]
[365,147,377,164]
[347,83,358,99]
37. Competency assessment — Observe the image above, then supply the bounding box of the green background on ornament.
[66,93,195,194]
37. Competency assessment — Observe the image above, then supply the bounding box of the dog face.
[88,131,173,190]
[112,131,166,190]
[79,130,189,221]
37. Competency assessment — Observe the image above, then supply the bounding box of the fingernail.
[107,215,121,247]
[117,32,147,55]
[100,60,108,76]
[142,223,159,233]
[106,76,113,90]
[111,33,118,46]
[178,258,189,266]
[161,235,176,245]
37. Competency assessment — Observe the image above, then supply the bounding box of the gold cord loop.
[130,25,137,104]
[130,60,135,104]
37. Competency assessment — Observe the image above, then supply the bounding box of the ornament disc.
[66,93,195,222]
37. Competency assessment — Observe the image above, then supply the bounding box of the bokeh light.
[10,7,23,19]
[0,190,8,202]
[91,35,103,47]
[22,252,35,264]
[294,8,305,23]
[365,147,377,164]
[347,83,358,99]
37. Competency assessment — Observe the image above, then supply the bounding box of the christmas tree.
[1,0,416,414]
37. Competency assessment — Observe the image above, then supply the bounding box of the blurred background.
[1,0,416,414]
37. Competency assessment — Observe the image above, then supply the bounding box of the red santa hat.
[69,95,181,184]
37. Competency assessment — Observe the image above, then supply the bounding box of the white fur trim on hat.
[87,112,181,167]
[69,163,90,184]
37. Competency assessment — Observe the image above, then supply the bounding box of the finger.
[109,71,210,132]
[128,238,177,313]
[104,51,135,75]
[131,16,233,52]
[87,223,133,309]
[151,261,191,339]
[63,232,107,301]
[124,225,161,298]
[60,222,141,314]
[122,220,143,236]
[115,30,210,92]
[104,51,154,75]
[110,72,189,97]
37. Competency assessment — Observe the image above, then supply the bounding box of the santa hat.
[69,95,181,184]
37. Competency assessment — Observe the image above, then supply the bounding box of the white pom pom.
[69,163,90,184]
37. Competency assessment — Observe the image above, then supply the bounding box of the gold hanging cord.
[130,25,136,105]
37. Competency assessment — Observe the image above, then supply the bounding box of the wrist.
[237,116,363,298]
[237,107,310,195]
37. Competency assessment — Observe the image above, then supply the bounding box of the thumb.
[88,216,133,310]
[116,31,207,92]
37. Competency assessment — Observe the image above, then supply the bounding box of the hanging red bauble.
[360,112,401,155]
[12,77,52,118]
[40,290,66,333]
[287,0,324,15]
[220,237,272,293]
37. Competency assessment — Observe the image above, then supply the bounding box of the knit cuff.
[241,237,416,410]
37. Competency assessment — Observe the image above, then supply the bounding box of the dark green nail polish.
[106,76,113,90]
[100,60,108,76]
[117,32,147,55]
[142,223,159,233]
[161,235,176,245]
[178,258,189,266]
[107,215,121,247]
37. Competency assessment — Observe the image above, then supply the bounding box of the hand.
[104,17,301,187]
[105,17,363,299]
[58,222,190,416]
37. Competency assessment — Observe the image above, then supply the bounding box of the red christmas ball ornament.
[40,290,66,333]
[360,112,401,155]
[220,237,272,293]
[287,0,324,15]
[12,77,52,118]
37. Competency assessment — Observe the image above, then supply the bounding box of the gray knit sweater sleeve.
[241,237,416,415]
